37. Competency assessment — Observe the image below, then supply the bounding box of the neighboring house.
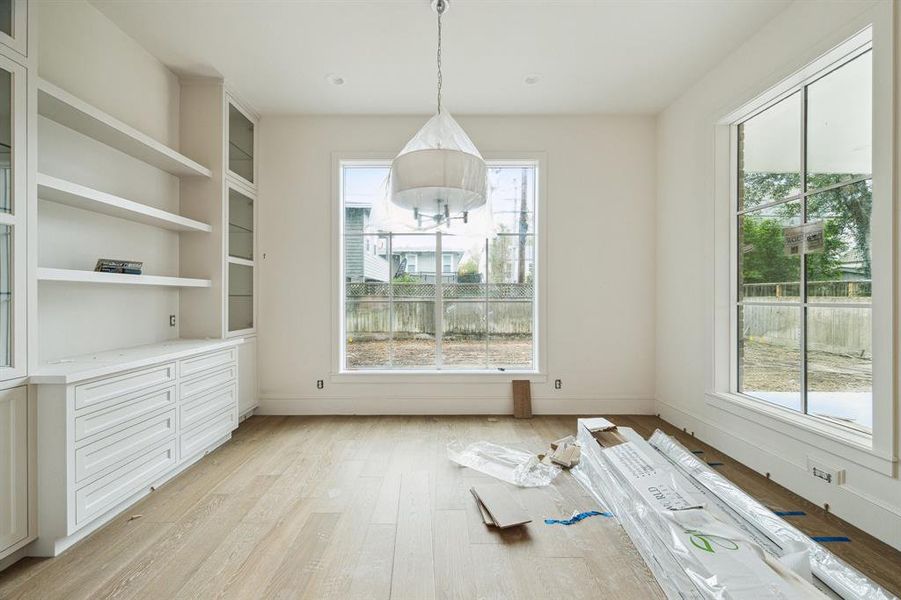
[393,235,463,283]
[837,248,868,281]
[345,202,465,283]
[345,205,391,282]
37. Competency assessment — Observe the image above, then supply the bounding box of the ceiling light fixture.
[326,73,345,86]
[389,0,487,229]
[523,74,541,85]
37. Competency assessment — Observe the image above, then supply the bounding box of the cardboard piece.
[592,428,627,448]
[470,488,496,526]
[512,380,532,419]
[581,417,616,432]
[470,484,531,529]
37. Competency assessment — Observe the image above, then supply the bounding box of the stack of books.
[94,259,143,275]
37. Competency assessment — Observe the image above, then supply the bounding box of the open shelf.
[37,267,211,288]
[38,79,212,178]
[38,174,213,233]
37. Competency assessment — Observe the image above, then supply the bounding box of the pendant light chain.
[436,10,443,114]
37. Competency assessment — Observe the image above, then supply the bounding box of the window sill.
[705,391,896,475]
[331,370,546,384]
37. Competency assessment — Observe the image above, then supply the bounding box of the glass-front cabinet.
[226,185,255,335]
[0,0,26,57]
[0,53,25,380]
[227,97,256,188]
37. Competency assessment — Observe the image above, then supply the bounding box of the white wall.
[258,115,656,414]
[36,1,182,361]
[656,0,901,549]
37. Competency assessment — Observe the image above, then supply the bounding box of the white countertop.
[30,338,244,384]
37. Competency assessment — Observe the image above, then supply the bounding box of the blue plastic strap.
[544,510,612,526]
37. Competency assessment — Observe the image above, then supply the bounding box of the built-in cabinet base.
[33,339,242,557]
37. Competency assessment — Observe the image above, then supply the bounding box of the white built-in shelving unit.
[35,79,213,300]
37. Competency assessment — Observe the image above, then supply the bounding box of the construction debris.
[538,434,582,469]
[448,440,561,487]
[471,484,532,529]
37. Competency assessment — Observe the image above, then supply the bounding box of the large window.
[341,162,537,371]
[735,48,872,431]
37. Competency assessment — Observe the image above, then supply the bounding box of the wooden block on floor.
[512,380,532,419]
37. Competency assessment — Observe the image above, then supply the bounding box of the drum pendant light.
[390,0,487,229]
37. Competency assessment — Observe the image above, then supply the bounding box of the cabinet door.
[227,98,256,187]
[227,184,255,335]
[0,386,28,553]
[0,0,26,58]
[237,337,256,415]
[0,53,25,380]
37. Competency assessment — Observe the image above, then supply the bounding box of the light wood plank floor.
[1,415,899,599]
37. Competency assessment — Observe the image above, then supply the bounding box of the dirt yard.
[742,339,871,392]
[346,336,533,369]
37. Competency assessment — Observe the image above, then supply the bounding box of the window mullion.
[435,231,443,369]
[484,237,489,370]
[800,86,809,417]
[388,233,394,368]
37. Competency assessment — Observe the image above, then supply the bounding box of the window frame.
[712,25,897,468]
[734,48,873,430]
[332,153,547,380]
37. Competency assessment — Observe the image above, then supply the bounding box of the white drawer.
[75,439,177,526]
[180,365,236,400]
[181,384,237,431]
[178,348,236,379]
[75,385,176,442]
[75,363,176,412]
[75,409,176,484]
[179,406,236,461]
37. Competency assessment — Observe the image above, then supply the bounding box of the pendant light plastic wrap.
[392,110,486,213]
[369,110,494,239]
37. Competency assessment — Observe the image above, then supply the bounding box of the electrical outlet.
[554,379,562,390]
[169,314,176,327]
[316,379,324,390]
[807,457,844,485]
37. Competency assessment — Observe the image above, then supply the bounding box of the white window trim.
[405,253,417,273]
[330,152,548,381]
[709,21,897,474]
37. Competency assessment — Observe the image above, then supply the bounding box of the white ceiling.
[91,0,791,116]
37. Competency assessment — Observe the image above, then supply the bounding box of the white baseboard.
[0,540,34,572]
[257,395,655,416]
[656,399,901,551]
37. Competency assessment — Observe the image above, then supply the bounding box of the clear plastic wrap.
[447,440,560,487]
[648,430,896,600]
[572,423,828,600]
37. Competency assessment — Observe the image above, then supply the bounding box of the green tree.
[740,171,870,288]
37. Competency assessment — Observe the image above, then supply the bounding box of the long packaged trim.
[572,421,841,599]
[648,430,895,600]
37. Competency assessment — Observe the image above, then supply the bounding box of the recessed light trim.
[523,74,541,85]
[326,73,345,86]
